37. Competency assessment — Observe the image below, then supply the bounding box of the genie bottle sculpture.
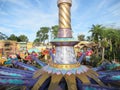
[52,0,79,65]
[32,0,105,90]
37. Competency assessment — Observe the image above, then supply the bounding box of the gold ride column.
[57,0,72,38]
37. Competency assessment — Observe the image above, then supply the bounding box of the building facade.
[0,40,17,56]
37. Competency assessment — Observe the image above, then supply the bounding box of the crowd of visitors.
[0,47,56,67]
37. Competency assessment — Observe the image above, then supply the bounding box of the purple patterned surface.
[54,46,77,64]
[57,29,72,38]
[0,75,36,87]
[12,60,38,71]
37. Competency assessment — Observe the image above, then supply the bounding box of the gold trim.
[48,74,63,90]
[86,71,105,87]
[32,73,50,90]
[49,62,80,69]
[64,74,77,90]
[22,86,27,90]
[33,69,45,78]
[59,3,71,29]
[76,73,90,84]
[88,69,99,76]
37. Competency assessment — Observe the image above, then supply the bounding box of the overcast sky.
[0,0,120,41]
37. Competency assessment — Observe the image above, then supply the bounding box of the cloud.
[107,2,120,17]
[72,0,79,12]
[97,0,109,9]
[6,0,32,9]
[0,0,59,41]
[0,0,120,41]
[0,11,8,15]
[71,0,120,36]
[0,27,13,35]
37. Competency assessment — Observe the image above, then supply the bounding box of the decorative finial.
[57,0,72,6]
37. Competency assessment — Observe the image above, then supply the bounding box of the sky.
[0,0,120,42]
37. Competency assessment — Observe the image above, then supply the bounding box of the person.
[52,47,56,55]
[49,48,55,62]
[24,53,32,64]
[77,51,82,59]
[0,55,6,65]
[85,49,93,65]
[43,48,49,61]
[16,53,22,62]
[31,51,38,57]
[4,54,18,68]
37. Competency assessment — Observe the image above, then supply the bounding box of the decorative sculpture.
[0,0,120,90]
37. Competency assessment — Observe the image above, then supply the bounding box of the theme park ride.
[0,0,120,90]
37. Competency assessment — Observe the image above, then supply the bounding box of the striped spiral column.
[57,0,72,38]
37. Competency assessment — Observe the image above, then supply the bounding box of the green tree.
[89,24,105,57]
[86,36,92,41]
[0,32,8,40]
[100,38,109,62]
[104,28,120,61]
[34,38,39,43]
[89,24,104,42]
[8,34,18,41]
[77,34,85,41]
[51,25,58,39]
[33,38,41,46]
[90,26,120,64]
[110,29,120,61]
[18,35,29,42]
[88,25,120,64]
[36,27,49,43]
[104,28,115,60]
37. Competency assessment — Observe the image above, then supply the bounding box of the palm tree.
[98,27,120,64]
[89,25,120,64]
[89,24,104,43]
[89,24,105,57]
[101,38,108,62]
[86,36,92,41]
[112,29,120,62]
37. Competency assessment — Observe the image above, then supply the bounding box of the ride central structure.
[32,0,105,90]
[0,0,120,90]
